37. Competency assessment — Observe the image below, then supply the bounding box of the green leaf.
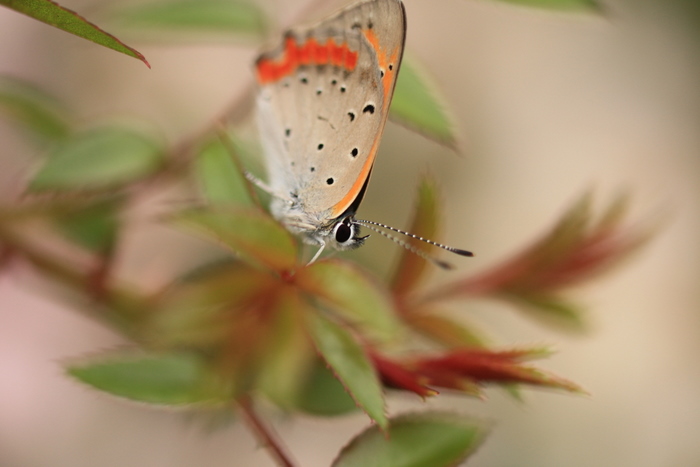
[501,383,525,402]
[150,260,272,348]
[54,199,121,254]
[308,313,387,430]
[29,126,164,191]
[297,359,359,416]
[0,76,71,143]
[256,290,316,409]
[405,311,488,348]
[296,259,400,344]
[0,0,149,67]
[196,138,257,207]
[391,175,442,295]
[504,292,587,330]
[391,56,457,149]
[486,0,602,11]
[598,191,630,231]
[535,193,593,265]
[171,207,298,271]
[111,0,268,41]
[67,352,220,405]
[333,412,490,467]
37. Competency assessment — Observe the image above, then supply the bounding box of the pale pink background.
[1,0,699,466]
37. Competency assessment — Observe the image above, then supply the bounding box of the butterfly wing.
[255,0,406,225]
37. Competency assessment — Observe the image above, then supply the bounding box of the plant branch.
[0,224,149,335]
[238,396,297,467]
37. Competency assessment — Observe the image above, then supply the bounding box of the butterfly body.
[254,0,406,252]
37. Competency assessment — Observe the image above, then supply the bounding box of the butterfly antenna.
[355,219,473,257]
[354,220,472,270]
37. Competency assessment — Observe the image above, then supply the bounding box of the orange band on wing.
[330,137,379,218]
[256,37,359,84]
[329,31,402,218]
[363,28,400,110]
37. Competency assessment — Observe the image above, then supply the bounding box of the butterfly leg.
[307,243,326,266]
[244,170,273,194]
[244,170,294,205]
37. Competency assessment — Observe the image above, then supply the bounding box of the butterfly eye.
[334,222,353,244]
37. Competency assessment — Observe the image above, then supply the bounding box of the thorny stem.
[0,225,148,333]
[1,219,297,467]
[238,396,297,467]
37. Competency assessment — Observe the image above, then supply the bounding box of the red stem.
[237,396,296,467]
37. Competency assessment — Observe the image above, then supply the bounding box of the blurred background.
[1,0,700,466]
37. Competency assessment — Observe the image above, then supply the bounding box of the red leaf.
[368,348,582,396]
[414,349,583,393]
[423,194,652,304]
[370,352,437,398]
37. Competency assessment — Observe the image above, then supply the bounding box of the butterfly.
[253,0,471,266]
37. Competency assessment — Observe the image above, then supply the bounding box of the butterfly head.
[328,215,368,251]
